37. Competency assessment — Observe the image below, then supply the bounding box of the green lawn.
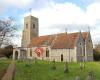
[0,59,11,79]
[14,60,100,80]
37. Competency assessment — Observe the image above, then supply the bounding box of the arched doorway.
[15,51,18,60]
[61,54,63,61]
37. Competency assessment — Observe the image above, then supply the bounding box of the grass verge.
[14,60,100,80]
[0,59,11,79]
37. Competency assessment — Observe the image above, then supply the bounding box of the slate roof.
[29,32,88,49]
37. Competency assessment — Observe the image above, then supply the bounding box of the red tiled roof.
[51,33,69,49]
[67,32,79,48]
[29,32,88,49]
[29,35,55,47]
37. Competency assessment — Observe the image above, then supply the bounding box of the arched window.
[46,48,49,57]
[33,24,35,29]
[61,54,63,61]
[26,23,28,29]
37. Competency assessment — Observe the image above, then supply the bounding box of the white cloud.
[24,2,84,28]
[22,1,100,45]
[0,0,34,13]
[1,0,100,46]
[6,0,33,8]
[24,2,99,30]
[86,3,100,25]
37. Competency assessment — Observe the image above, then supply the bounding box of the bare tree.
[0,17,18,47]
[95,42,100,52]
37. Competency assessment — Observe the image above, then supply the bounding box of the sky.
[0,0,100,46]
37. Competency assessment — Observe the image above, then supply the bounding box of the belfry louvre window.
[33,24,35,29]
[26,23,28,29]
[46,48,49,57]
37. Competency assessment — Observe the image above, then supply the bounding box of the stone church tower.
[21,15,39,47]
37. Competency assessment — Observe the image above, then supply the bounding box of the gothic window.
[79,44,82,55]
[33,24,35,29]
[26,23,28,29]
[30,49,32,57]
[46,48,49,57]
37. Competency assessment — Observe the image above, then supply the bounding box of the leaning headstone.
[52,59,56,70]
[75,75,80,80]
[64,61,69,73]
[25,58,34,67]
[80,63,85,70]
[34,57,37,64]
[25,59,31,67]
[86,71,95,80]
[80,63,82,70]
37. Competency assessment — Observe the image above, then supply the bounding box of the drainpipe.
[85,43,87,61]
[69,48,70,62]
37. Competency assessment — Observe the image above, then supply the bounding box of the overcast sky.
[0,0,100,46]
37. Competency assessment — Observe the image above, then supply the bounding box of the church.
[13,15,93,62]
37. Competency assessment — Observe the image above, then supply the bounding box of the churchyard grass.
[0,59,10,70]
[0,59,11,79]
[14,60,100,80]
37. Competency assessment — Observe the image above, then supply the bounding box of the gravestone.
[34,57,37,64]
[86,71,95,80]
[52,59,56,70]
[64,61,69,73]
[80,63,85,70]
[75,75,80,80]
